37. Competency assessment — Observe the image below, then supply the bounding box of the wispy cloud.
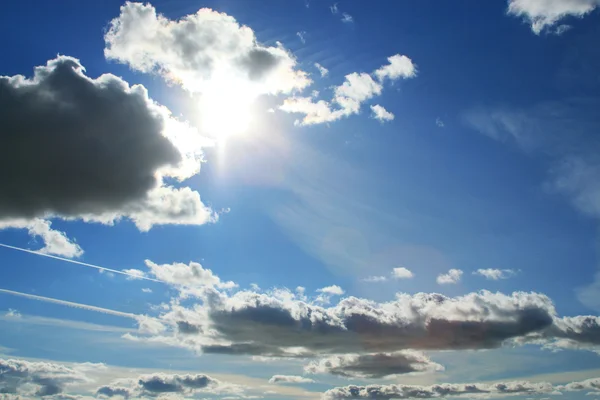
[341,12,354,23]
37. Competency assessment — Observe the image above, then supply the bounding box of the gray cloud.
[0,56,213,231]
[0,358,87,397]
[97,372,221,398]
[304,351,443,379]
[323,380,555,400]
[268,375,314,384]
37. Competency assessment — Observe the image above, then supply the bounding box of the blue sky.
[1,1,600,399]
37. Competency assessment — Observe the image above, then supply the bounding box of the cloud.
[474,268,517,280]
[281,54,415,125]
[392,267,413,279]
[314,63,329,77]
[317,285,344,296]
[268,375,314,384]
[0,219,82,258]
[370,105,394,123]
[0,358,88,397]
[137,286,559,357]
[304,351,443,379]
[373,54,417,82]
[0,56,213,232]
[141,288,152,293]
[323,380,556,399]
[105,2,310,96]
[507,0,600,34]
[435,117,445,128]
[436,269,463,284]
[362,276,388,283]
[341,13,354,23]
[297,31,307,44]
[330,3,338,14]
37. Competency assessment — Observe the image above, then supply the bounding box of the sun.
[199,77,257,143]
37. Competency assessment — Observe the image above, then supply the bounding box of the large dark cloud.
[0,56,179,219]
[97,372,220,398]
[304,352,443,379]
[0,56,213,231]
[0,358,86,397]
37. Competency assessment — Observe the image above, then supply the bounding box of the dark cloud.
[96,385,134,399]
[323,381,554,400]
[0,56,180,220]
[304,352,443,379]
[0,358,86,397]
[138,373,215,394]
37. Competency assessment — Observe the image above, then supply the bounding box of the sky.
[1,0,600,399]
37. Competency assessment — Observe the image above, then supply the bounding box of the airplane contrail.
[0,242,162,283]
[0,288,138,319]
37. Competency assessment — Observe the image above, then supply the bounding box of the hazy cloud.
[474,269,517,280]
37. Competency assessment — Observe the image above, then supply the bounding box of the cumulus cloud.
[474,268,517,280]
[317,285,344,296]
[281,54,415,125]
[373,54,417,82]
[0,358,88,397]
[105,2,310,96]
[0,56,213,234]
[507,0,600,34]
[436,269,463,284]
[304,351,443,379]
[0,219,82,258]
[314,63,329,77]
[323,380,556,399]
[370,105,394,123]
[134,285,560,358]
[392,267,413,279]
[268,375,314,384]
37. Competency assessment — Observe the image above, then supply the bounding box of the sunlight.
[199,76,258,143]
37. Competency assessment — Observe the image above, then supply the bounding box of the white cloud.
[105,2,310,96]
[281,54,415,125]
[370,104,395,122]
[0,219,82,258]
[392,267,414,279]
[297,31,307,44]
[5,309,21,318]
[341,13,354,23]
[436,269,463,284]
[316,285,344,295]
[507,0,600,34]
[374,54,417,82]
[123,269,146,280]
[362,276,388,283]
[330,3,339,14]
[314,63,329,77]
[474,268,517,280]
[436,117,445,128]
[144,260,238,295]
[141,288,153,293]
[268,375,314,384]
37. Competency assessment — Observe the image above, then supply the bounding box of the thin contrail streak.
[0,289,138,319]
[0,242,161,283]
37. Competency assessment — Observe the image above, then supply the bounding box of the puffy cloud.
[268,375,314,384]
[507,0,600,34]
[0,219,82,258]
[0,56,213,233]
[281,54,415,125]
[323,380,556,399]
[474,268,517,280]
[0,358,88,397]
[436,269,463,285]
[392,267,413,279]
[104,2,310,96]
[373,54,417,82]
[314,63,329,77]
[304,351,443,379]
[97,372,223,398]
[317,285,344,296]
[138,288,557,356]
[370,105,394,123]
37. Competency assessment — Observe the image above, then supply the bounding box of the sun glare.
[199,77,257,143]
